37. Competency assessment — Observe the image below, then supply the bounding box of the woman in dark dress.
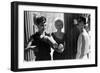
[25,16,63,61]
[25,16,52,61]
[52,19,65,60]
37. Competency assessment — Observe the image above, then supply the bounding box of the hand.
[58,44,64,49]
[53,43,58,48]
[58,44,64,53]
[40,33,49,39]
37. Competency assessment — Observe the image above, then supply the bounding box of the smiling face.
[55,20,63,30]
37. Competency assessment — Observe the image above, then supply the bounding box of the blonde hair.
[55,19,63,28]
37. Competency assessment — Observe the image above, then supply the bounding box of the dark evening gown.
[30,32,51,61]
[52,33,65,60]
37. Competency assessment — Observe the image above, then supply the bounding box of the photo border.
[11,1,98,72]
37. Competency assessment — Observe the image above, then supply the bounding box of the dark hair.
[78,16,86,25]
[35,16,46,25]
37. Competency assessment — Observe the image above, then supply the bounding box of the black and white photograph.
[11,1,97,71]
[24,11,91,61]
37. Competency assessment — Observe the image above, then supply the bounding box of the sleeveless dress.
[31,32,51,61]
[52,33,65,60]
[76,29,90,59]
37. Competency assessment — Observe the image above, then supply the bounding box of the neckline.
[53,32,64,40]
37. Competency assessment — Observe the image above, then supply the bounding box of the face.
[77,22,84,31]
[55,21,63,30]
[37,23,46,33]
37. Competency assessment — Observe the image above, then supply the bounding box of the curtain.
[24,11,35,61]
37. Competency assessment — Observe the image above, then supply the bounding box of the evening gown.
[52,33,65,60]
[76,29,90,59]
[30,32,51,61]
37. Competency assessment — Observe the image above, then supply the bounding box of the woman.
[52,19,65,60]
[26,16,63,61]
[25,16,52,61]
[76,17,90,59]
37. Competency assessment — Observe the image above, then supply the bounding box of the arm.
[76,34,85,59]
[43,35,64,53]
[25,35,37,50]
[25,40,32,50]
[76,35,82,59]
[79,35,85,58]
[42,35,58,49]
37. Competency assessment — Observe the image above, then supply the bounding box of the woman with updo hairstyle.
[52,19,65,60]
[25,16,52,61]
[76,16,90,59]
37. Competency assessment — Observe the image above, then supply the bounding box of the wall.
[0,0,99,73]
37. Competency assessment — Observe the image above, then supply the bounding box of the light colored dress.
[76,28,90,59]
